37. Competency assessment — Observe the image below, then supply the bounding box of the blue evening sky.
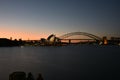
[0,0,120,39]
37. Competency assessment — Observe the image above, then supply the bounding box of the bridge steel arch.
[59,32,102,41]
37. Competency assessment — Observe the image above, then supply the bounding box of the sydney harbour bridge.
[47,32,103,45]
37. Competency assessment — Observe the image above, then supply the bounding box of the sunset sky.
[0,0,120,40]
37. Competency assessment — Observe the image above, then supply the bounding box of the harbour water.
[0,45,120,80]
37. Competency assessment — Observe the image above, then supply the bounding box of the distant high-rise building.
[10,37,12,40]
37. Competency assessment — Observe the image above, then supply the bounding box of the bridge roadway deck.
[60,39,95,40]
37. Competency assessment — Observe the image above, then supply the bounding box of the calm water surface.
[0,45,120,80]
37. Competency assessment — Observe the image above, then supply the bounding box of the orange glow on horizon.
[0,30,48,40]
[0,24,51,40]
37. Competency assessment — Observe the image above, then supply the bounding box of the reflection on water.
[0,45,120,80]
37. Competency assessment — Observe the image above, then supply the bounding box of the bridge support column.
[103,36,108,45]
[69,39,71,44]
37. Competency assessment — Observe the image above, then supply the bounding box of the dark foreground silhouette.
[9,72,43,80]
